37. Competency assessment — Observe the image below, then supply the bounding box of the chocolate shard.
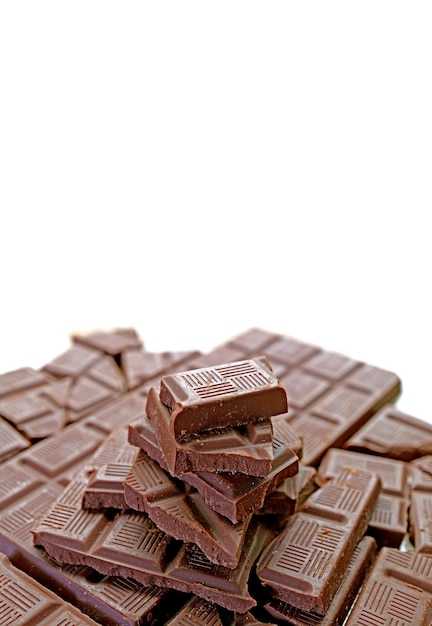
[145,386,274,476]
[345,548,432,625]
[128,409,298,523]
[124,449,251,567]
[264,535,377,626]
[159,357,288,439]
[256,467,381,615]
[345,404,432,461]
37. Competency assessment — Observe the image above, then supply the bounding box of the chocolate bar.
[263,535,377,626]
[318,447,410,546]
[256,467,381,614]
[145,386,274,476]
[158,357,288,439]
[345,548,432,624]
[345,404,432,460]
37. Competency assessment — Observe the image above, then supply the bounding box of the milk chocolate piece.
[345,548,432,625]
[145,386,274,476]
[159,357,288,439]
[256,467,381,614]
[345,404,432,460]
[128,410,299,523]
[318,447,410,546]
[124,450,251,567]
[0,553,99,625]
[264,535,377,626]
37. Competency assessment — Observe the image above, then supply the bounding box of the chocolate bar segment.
[121,348,201,390]
[345,404,432,461]
[256,467,381,614]
[71,327,143,356]
[159,357,288,439]
[264,535,377,626]
[145,386,274,476]
[318,448,410,546]
[0,553,100,625]
[345,548,432,625]
[165,596,223,625]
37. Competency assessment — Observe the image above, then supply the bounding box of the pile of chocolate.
[1,327,432,625]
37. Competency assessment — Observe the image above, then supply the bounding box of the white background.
[1,3,431,419]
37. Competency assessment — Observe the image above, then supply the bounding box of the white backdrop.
[1,2,431,420]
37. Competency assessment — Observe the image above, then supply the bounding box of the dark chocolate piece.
[345,404,432,460]
[256,467,381,615]
[264,535,377,626]
[0,366,49,397]
[159,357,288,439]
[0,553,100,625]
[345,548,432,625]
[124,450,251,567]
[128,410,298,523]
[145,386,274,476]
[318,447,410,546]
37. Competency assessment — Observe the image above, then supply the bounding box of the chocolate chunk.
[256,467,381,614]
[264,535,377,626]
[345,404,432,460]
[128,409,298,523]
[257,464,317,519]
[345,548,432,624]
[145,386,274,476]
[318,447,410,546]
[124,450,251,567]
[159,357,288,439]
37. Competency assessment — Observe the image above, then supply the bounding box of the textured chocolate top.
[256,467,381,614]
[345,404,432,460]
[145,386,274,476]
[159,357,288,439]
[346,548,432,624]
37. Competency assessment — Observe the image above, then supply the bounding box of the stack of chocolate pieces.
[4,326,432,624]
